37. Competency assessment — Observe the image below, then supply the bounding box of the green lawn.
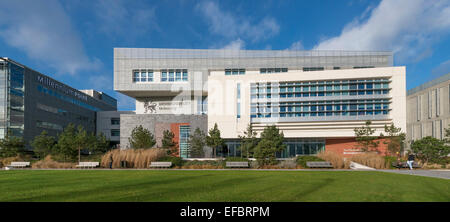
[0,170,449,202]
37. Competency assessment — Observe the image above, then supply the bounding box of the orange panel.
[170,123,190,157]
[326,137,389,156]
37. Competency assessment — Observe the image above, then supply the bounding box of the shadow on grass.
[8,173,216,202]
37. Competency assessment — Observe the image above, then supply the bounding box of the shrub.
[349,152,386,169]
[296,155,324,168]
[182,160,224,169]
[224,157,249,162]
[317,151,350,169]
[1,155,26,167]
[100,148,166,168]
[277,159,297,169]
[158,156,184,167]
[32,155,75,169]
[384,156,398,169]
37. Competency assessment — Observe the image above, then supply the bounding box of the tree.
[411,136,450,164]
[161,130,177,156]
[189,128,206,158]
[128,125,156,149]
[75,125,90,163]
[30,130,55,159]
[444,124,450,144]
[381,124,405,156]
[55,123,78,162]
[0,131,25,158]
[354,120,379,153]
[254,125,286,166]
[238,124,259,158]
[89,132,110,154]
[206,123,225,158]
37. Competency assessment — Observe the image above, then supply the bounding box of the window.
[303,67,324,71]
[182,69,188,81]
[175,70,181,81]
[133,70,153,82]
[179,125,191,158]
[111,118,120,125]
[169,70,174,82]
[133,71,139,82]
[161,70,167,81]
[111,129,120,137]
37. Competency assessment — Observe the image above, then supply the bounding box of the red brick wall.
[170,123,190,157]
[326,137,389,156]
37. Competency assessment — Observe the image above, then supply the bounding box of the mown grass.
[0,170,449,202]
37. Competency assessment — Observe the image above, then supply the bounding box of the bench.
[76,162,99,169]
[392,162,421,169]
[226,161,249,168]
[7,162,30,168]
[306,161,333,168]
[149,162,172,168]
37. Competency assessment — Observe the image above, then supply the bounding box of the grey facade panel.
[119,114,209,155]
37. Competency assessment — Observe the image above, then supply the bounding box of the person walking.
[407,153,415,170]
[109,155,113,169]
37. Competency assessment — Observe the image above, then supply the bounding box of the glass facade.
[0,61,25,138]
[37,85,100,111]
[179,125,190,158]
[220,138,325,158]
[250,78,391,121]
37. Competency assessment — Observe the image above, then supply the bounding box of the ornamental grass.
[100,148,166,168]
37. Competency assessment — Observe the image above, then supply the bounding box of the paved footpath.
[379,169,450,180]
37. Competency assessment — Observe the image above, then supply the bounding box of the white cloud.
[196,1,280,42]
[222,39,245,50]
[432,59,450,77]
[0,0,100,75]
[313,0,450,63]
[288,41,304,50]
[94,0,159,39]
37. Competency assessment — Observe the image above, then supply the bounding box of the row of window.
[132,69,189,82]
[37,85,100,112]
[225,69,246,75]
[253,99,390,106]
[251,110,389,118]
[36,103,93,124]
[36,120,63,131]
[220,139,326,158]
[161,69,188,82]
[251,90,389,99]
[133,71,153,82]
[260,68,288,74]
[252,103,390,113]
[252,82,389,93]
[257,78,390,86]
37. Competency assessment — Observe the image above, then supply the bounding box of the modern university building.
[0,57,117,151]
[114,48,406,158]
[406,72,450,143]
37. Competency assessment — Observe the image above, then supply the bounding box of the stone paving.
[379,169,450,180]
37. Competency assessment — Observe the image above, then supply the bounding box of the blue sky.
[0,0,449,111]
